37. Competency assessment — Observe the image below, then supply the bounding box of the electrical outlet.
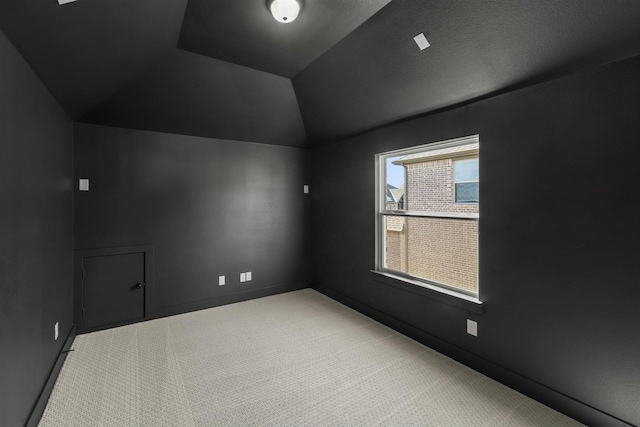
[54,322,59,340]
[218,275,225,286]
[240,273,246,283]
[303,185,309,194]
[467,319,477,337]
[246,271,252,281]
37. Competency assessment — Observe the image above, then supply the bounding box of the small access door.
[76,246,153,332]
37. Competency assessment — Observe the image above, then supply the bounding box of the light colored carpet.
[39,289,583,426]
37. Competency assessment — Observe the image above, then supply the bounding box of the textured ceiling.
[294,0,640,143]
[178,0,391,78]
[80,50,307,147]
[2,0,640,147]
[0,0,187,119]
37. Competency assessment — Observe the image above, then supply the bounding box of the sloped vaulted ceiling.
[80,49,308,147]
[0,0,188,119]
[2,0,640,148]
[294,0,640,142]
[177,0,391,78]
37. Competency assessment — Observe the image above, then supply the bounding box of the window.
[454,158,479,203]
[376,135,479,298]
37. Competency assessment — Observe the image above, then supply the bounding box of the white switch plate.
[218,275,225,286]
[467,319,477,337]
[303,185,309,194]
[240,273,246,283]
[54,322,59,340]
[246,272,252,281]
[79,179,89,191]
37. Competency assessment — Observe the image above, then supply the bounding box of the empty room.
[1,1,639,426]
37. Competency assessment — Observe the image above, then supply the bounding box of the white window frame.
[375,135,481,302]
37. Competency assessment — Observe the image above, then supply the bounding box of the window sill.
[369,270,484,315]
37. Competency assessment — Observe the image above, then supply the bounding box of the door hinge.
[81,269,85,279]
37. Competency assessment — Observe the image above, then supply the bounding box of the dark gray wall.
[0,30,73,426]
[74,124,309,319]
[310,55,640,426]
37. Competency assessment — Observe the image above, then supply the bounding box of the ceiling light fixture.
[270,0,301,23]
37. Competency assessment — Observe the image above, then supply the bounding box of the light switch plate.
[303,185,309,194]
[54,322,59,340]
[240,273,246,283]
[246,272,252,281]
[79,179,89,191]
[218,275,225,286]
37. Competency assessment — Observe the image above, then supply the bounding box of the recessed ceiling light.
[270,0,301,24]
[413,33,430,51]
[57,0,79,4]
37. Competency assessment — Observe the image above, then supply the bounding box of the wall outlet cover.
[246,271,252,281]
[467,319,478,337]
[218,275,225,286]
[240,273,246,282]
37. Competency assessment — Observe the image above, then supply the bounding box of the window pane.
[384,215,478,295]
[454,159,479,182]
[386,188,395,203]
[455,182,479,203]
[379,138,479,298]
[385,156,405,210]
